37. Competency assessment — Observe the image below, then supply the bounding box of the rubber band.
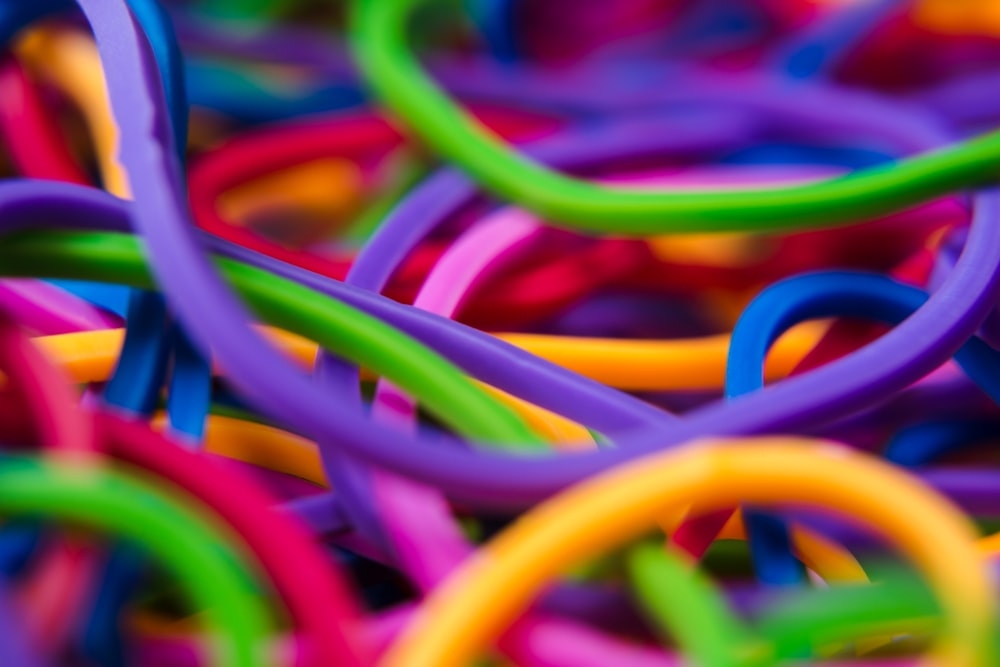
[380,439,995,666]
[2,6,1000,663]
[350,0,998,233]
[0,178,990,508]
[0,229,545,446]
[677,267,1000,585]
[626,542,759,667]
[0,454,277,667]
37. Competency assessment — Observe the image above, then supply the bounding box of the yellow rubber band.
[381,438,993,667]
[33,326,593,448]
[496,321,826,391]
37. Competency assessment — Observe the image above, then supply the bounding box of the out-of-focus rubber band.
[381,439,994,667]
[31,323,828,394]
[0,455,276,667]
[351,0,1000,234]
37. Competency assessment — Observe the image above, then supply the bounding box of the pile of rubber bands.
[4,0,1000,665]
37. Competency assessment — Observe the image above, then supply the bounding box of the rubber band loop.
[0,455,276,667]
[381,439,996,667]
[351,0,999,233]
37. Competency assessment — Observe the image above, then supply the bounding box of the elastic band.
[0,230,544,446]
[626,542,758,667]
[350,0,996,233]
[381,439,995,667]
[0,455,277,667]
[0,179,995,509]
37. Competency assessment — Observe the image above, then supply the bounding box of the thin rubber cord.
[679,261,1000,558]
[0,230,545,447]
[0,178,997,510]
[350,0,1000,233]
[726,271,1000,409]
[720,269,1000,592]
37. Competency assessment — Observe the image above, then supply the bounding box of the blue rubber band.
[728,269,1000,586]
[166,325,212,444]
[44,280,130,319]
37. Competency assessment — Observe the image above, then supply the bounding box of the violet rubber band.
[1,177,998,514]
[319,109,750,433]
[346,77,948,297]
[359,208,677,667]
[361,165,864,589]
[368,209,545,589]
[11,0,999,511]
[310,111,736,550]
[166,184,1000,509]
[325,66,951,431]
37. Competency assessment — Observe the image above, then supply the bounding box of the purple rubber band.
[1,176,996,515]
[3,1,989,521]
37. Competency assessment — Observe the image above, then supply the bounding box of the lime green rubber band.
[757,573,941,657]
[626,542,767,667]
[0,230,544,450]
[350,0,1000,235]
[0,456,273,667]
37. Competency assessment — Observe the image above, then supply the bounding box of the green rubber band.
[625,541,768,667]
[0,230,545,450]
[350,0,1000,234]
[757,572,941,657]
[0,456,274,667]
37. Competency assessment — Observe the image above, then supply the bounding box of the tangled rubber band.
[0,1,999,666]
